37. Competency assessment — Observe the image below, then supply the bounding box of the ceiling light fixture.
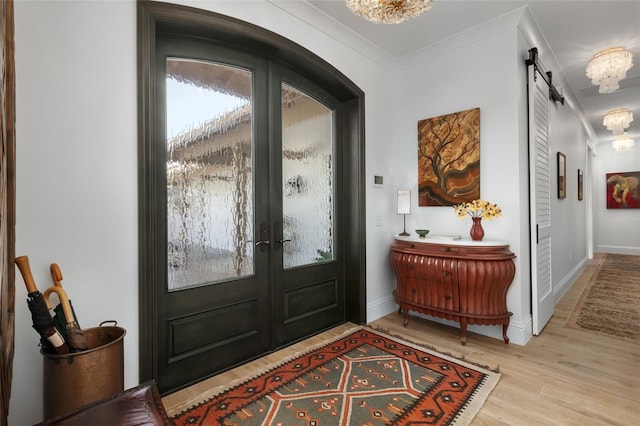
[346,0,436,24]
[612,134,635,151]
[586,47,634,94]
[602,108,633,135]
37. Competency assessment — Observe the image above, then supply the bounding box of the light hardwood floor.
[163,256,640,425]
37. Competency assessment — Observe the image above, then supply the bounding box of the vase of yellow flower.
[453,199,502,241]
[470,217,484,241]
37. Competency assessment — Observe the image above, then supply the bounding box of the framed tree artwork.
[557,152,566,199]
[417,108,480,206]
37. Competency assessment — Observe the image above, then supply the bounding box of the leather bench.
[37,381,173,425]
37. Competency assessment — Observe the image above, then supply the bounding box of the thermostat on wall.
[373,175,384,187]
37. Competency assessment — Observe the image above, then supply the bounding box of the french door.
[146,36,346,393]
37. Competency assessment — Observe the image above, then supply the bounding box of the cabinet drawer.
[417,256,458,311]
[391,253,459,311]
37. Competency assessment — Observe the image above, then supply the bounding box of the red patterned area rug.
[171,328,499,425]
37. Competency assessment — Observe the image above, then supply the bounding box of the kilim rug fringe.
[366,325,501,374]
[171,326,500,425]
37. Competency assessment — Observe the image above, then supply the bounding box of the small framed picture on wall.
[557,152,566,199]
[578,169,583,201]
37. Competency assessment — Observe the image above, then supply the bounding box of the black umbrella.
[43,284,88,352]
[15,256,70,354]
[50,263,88,350]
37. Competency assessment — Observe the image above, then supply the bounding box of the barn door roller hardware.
[526,47,565,105]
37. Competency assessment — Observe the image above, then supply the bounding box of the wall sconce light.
[397,190,411,236]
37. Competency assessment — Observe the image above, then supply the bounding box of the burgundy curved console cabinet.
[390,236,516,345]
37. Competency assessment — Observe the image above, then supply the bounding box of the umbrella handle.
[50,263,64,287]
[43,286,76,325]
[15,256,39,294]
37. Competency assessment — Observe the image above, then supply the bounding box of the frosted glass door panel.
[166,58,254,290]
[281,83,335,269]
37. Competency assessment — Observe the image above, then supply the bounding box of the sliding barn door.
[528,64,554,335]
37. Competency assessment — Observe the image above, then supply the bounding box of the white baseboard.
[366,295,397,323]
[554,257,588,303]
[596,245,640,255]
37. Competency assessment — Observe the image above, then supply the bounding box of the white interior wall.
[548,99,590,297]
[378,27,532,344]
[13,1,138,425]
[593,142,640,254]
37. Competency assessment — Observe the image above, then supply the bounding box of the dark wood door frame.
[137,1,366,390]
[0,0,16,424]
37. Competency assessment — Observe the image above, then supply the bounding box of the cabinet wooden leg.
[460,319,467,346]
[502,323,510,344]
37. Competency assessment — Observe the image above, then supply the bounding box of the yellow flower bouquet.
[454,199,502,221]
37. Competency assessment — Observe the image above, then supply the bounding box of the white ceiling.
[295,0,640,146]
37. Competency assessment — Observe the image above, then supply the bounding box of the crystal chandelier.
[612,134,635,151]
[586,47,634,94]
[602,108,633,135]
[346,0,436,24]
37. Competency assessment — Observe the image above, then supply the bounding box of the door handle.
[255,223,270,249]
[274,223,290,247]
